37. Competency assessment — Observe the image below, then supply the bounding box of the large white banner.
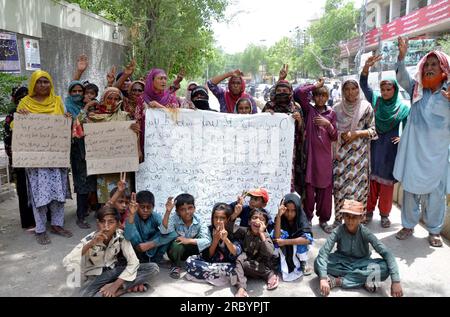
[137,109,295,222]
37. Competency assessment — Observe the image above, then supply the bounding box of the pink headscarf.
[225,76,250,113]
[143,68,179,106]
[412,51,450,104]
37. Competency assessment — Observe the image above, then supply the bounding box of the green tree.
[0,73,27,141]
[266,37,296,78]
[0,73,27,114]
[240,44,268,79]
[301,0,359,76]
[66,0,229,79]
[438,35,450,55]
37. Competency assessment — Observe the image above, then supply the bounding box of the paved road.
[0,191,449,297]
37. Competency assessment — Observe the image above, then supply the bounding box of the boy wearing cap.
[314,199,403,297]
[229,188,274,231]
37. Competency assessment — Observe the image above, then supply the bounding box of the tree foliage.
[66,0,229,78]
[438,35,450,56]
[0,73,27,114]
[302,0,359,76]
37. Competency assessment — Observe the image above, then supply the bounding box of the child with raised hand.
[63,206,159,297]
[231,208,277,297]
[314,199,403,297]
[229,188,274,231]
[185,203,242,286]
[124,191,177,263]
[160,194,211,279]
[105,172,131,229]
[293,77,338,233]
[272,193,314,281]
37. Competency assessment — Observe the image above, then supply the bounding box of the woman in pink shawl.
[332,80,377,228]
[135,68,180,161]
[207,69,258,114]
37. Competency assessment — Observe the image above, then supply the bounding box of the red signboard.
[341,0,450,56]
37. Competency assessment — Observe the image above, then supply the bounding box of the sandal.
[364,282,378,293]
[170,266,181,279]
[331,220,342,229]
[267,274,279,290]
[50,226,73,238]
[320,222,333,234]
[395,228,413,240]
[327,275,342,289]
[300,261,313,276]
[362,213,373,225]
[76,219,91,229]
[36,232,51,245]
[380,216,391,228]
[428,234,443,248]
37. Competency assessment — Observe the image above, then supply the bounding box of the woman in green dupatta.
[360,55,410,228]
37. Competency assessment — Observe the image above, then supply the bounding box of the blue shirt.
[159,213,211,252]
[393,60,450,194]
[124,212,176,247]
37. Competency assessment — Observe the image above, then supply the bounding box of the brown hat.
[340,200,365,215]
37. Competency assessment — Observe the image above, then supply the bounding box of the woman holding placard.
[16,70,73,245]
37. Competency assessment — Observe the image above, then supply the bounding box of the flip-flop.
[320,222,333,234]
[395,228,413,240]
[50,226,73,238]
[36,232,51,245]
[380,216,391,228]
[428,234,443,248]
[170,266,181,279]
[364,282,378,293]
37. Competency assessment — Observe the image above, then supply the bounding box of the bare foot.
[127,284,148,293]
[235,288,248,297]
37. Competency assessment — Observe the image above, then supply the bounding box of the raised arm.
[210,69,243,85]
[73,54,88,81]
[169,68,185,93]
[294,78,325,113]
[396,37,415,96]
[114,59,136,89]
[360,55,382,103]
[274,203,286,240]
[161,197,175,232]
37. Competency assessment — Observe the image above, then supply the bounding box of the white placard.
[84,121,139,175]
[137,109,295,222]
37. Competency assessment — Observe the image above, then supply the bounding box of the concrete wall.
[0,0,127,45]
[0,0,129,97]
[39,23,128,97]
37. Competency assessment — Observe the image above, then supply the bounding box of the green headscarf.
[371,78,410,134]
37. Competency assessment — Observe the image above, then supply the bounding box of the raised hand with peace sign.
[129,192,138,216]
[279,64,289,81]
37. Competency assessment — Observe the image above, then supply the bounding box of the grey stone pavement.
[0,188,449,298]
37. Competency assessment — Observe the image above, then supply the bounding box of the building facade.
[0,0,129,96]
[340,0,450,74]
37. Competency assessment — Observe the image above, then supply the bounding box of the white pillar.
[390,0,401,21]
[407,0,419,14]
